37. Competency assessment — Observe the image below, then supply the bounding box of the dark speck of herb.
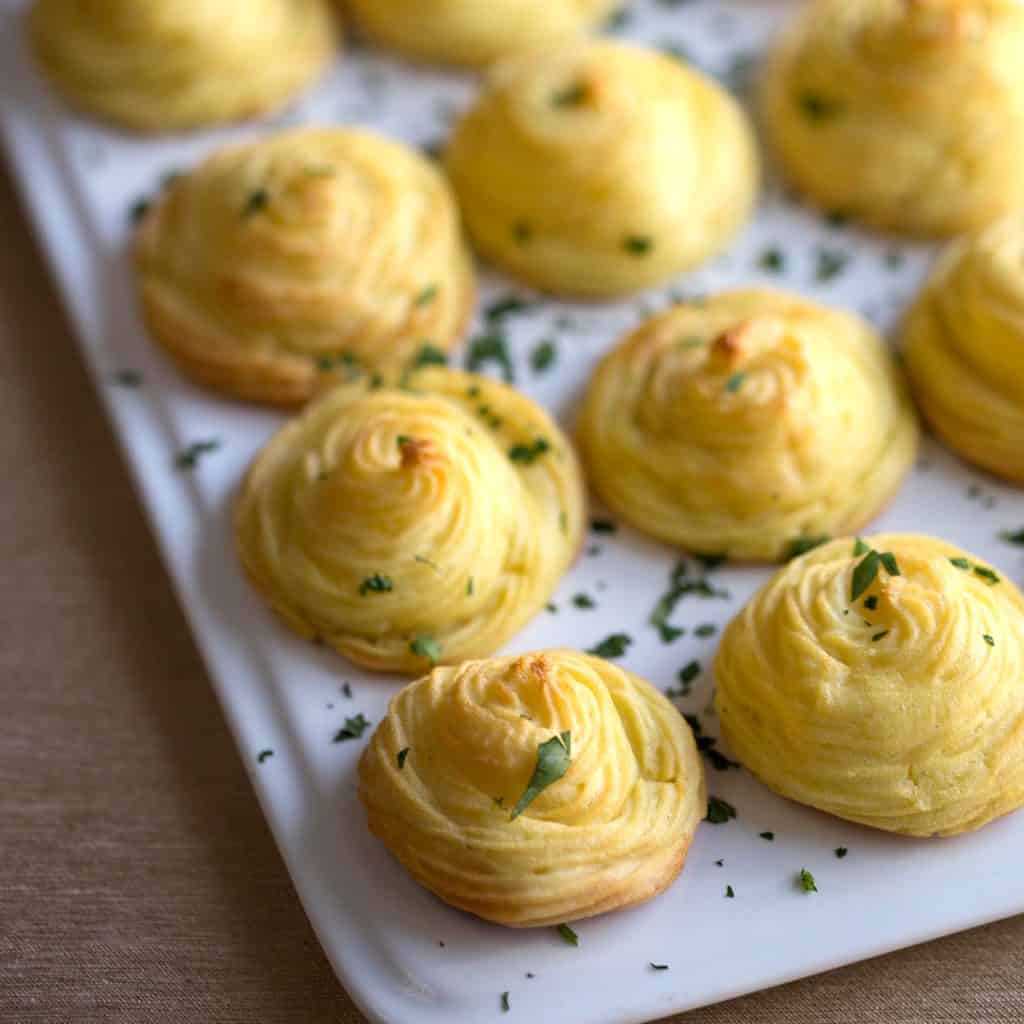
[174,439,221,470]
[586,634,632,659]
[706,796,736,824]
[530,339,557,373]
[557,923,579,947]
[624,235,654,256]
[798,868,818,893]
[650,963,669,971]
[760,831,774,841]
[111,369,143,387]
[243,189,269,217]
[501,992,510,1013]
[410,634,442,665]
[725,885,735,898]
[397,748,409,769]
[333,714,370,742]
[257,749,274,764]
[835,847,848,859]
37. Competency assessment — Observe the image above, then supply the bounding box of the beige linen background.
[1,161,1022,1023]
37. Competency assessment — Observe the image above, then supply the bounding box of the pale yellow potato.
[578,289,919,561]
[359,650,705,926]
[30,0,339,132]
[762,0,1024,237]
[902,213,1024,484]
[136,128,475,405]
[716,535,1024,837]
[444,41,759,297]
[234,370,585,674]
[345,0,620,67]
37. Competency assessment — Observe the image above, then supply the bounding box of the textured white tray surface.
[3,2,1024,1022]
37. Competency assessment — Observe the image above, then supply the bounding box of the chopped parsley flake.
[758,247,786,273]
[871,630,890,642]
[950,557,971,570]
[243,189,269,217]
[798,868,818,893]
[798,91,845,120]
[784,535,830,561]
[414,284,438,307]
[725,372,747,393]
[413,343,448,368]
[552,81,587,107]
[587,634,632,659]
[510,732,571,819]
[572,593,596,610]
[486,296,533,322]
[397,748,409,769]
[410,634,442,664]
[530,339,557,373]
[333,713,370,742]
[623,235,654,256]
[467,576,474,596]
[814,246,849,283]
[650,962,670,971]
[1000,529,1024,545]
[174,439,221,470]
[695,623,717,638]
[705,796,736,824]
[679,661,701,685]
[984,634,995,647]
[974,565,1001,585]
[501,992,510,1013]
[851,546,900,602]
[508,437,551,464]
[649,559,730,643]
[725,885,735,899]
[853,538,870,556]
[465,332,515,383]
[835,847,848,859]
[257,749,274,764]
[129,197,151,224]
[760,831,774,841]
[556,923,579,947]
[359,574,393,596]
[591,518,617,534]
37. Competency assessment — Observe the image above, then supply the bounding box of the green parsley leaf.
[530,339,557,373]
[705,796,736,824]
[257,749,274,764]
[397,748,409,769]
[412,343,448,368]
[501,992,510,1013]
[725,885,735,898]
[695,623,717,638]
[359,574,393,596]
[814,246,849,283]
[466,576,474,596]
[797,91,845,120]
[486,296,533,322]
[974,565,1001,585]
[509,438,551,464]
[1000,529,1024,546]
[128,197,151,224]
[552,81,587,107]
[760,831,774,841]
[243,189,269,217]
[649,559,730,643]
[591,518,617,534]
[835,847,848,859]
[510,732,571,819]
[556,923,579,947]
[572,593,596,610]
[410,634,442,665]
[649,963,670,971]
[871,630,889,642]
[878,552,901,577]
[174,439,221,470]
[851,549,880,602]
[465,332,515,383]
[679,661,701,685]
[414,284,438,307]
[333,714,370,742]
[784,535,830,561]
[758,246,785,273]
[623,235,654,256]
[950,557,971,569]
[725,372,747,393]
[587,634,632,659]
[853,538,870,556]
[984,634,995,647]
[798,868,818,893]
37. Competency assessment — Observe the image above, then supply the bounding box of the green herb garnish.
[797,91,845,120]
[624,235,653,256]
[413,343,448,368]
[851,546,900,602]
[1000,529,1024,545]
[111,369,143,387]
[871,630,889,642]
[129,198,151,224]
[359,574,393,596]
[760,831,774,841]
[410,634,442,664]
[649,963,669,971]
[587,634,632,659]
[984,634,995,647]
[509,438,551,464]
[725,885,735,898]
[725,372,747,393]
[501,992,510,1013]
[814,247,849,283]
[950,557,971,569]
[333,714,370,742]
[974,565,1001,585]
[530,339,557,373]
[853,538,870,556]
[512,221,533,244]
[706,796,736,824]
[510,731,571,819]
[174,439,221,470]
[784,535,830,561]
[414,284,439,307]
[552,81,587,107]
[467,576,474,596]
[695,623,717,638]
[798,868,818,893]
[572,593,596,610]
[835,847,848,859]
[243,189,269,217]
[257,749,274,764]
[758,247,785,273]
[679,661,701,685]
[556,923,579,947]
[465,332,515,383]
[649,559,730,643]
[864,596,878,610]
[486,296,533,322]
[591,518,617,534]
[397,748,409,769]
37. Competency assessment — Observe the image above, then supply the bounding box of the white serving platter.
[3,2,1023,1021]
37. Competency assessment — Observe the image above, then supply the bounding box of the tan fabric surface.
[0,159,1022,1024]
